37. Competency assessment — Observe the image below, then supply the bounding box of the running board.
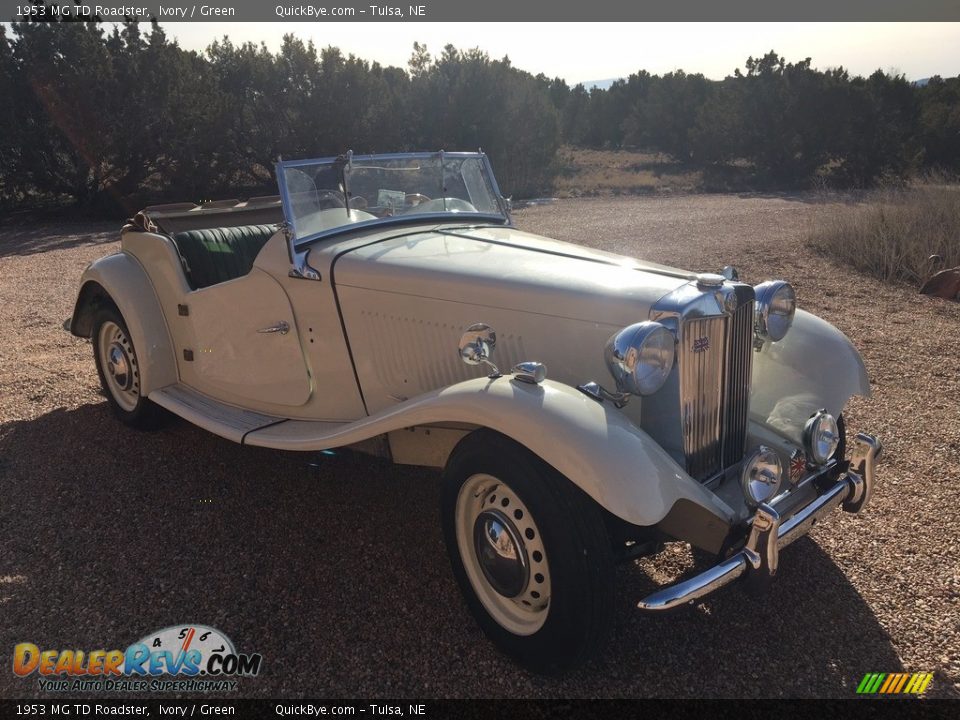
[149,384,287,443]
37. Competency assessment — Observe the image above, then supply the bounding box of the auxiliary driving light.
[741,446,782,506]
[803,410,840,465]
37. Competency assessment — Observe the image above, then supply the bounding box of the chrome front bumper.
[637,433,882,612]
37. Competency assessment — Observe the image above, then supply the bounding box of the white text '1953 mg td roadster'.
[70,151,881,672]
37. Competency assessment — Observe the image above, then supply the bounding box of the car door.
[178,268,312,409]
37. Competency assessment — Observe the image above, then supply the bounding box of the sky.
[155,22,960,83]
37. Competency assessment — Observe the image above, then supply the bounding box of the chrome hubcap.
[107,343,132,390]
[97,321,140,412]
[473,510,528,598]
[455,473,552,636]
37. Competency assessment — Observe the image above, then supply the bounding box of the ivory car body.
[70,151,881,672]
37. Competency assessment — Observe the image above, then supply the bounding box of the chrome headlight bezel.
[740,445,783,506]
[803,409,840,465]
[604,321,676,397]
[754,280,796,343]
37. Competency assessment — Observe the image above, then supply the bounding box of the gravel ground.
[0,195,958,699]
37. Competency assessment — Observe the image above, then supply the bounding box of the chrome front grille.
[723,299,755,468]
[679,299,755,481]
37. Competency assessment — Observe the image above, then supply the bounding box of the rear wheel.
[92,306,166,430]
[441,430,614,673]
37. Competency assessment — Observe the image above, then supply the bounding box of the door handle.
[257,321,290,335]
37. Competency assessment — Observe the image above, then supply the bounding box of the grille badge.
[692,336,710,353]
[790,449,807,483]
[724,292,739,313]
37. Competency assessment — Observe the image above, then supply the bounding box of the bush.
[807,183,960,285]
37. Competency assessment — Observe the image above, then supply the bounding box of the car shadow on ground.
[0,219,118,258]
[0,403,915,699]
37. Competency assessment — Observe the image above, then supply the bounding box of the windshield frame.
[275,151,511,255]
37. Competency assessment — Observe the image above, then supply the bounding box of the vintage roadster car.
[70,151,881,672]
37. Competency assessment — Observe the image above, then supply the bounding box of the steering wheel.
[405,193,431,206]
[316,189,346,210]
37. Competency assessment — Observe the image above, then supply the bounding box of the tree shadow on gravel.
[0,404,915,699]
[0,220,118,258]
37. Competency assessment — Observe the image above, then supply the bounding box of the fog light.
[803,410,839,465]
[741,446,782,506]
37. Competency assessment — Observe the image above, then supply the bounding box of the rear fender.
[71,252,178,395]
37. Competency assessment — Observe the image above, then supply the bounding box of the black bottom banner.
[0,699,957,720]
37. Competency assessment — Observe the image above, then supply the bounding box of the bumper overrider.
[638,432,882,611]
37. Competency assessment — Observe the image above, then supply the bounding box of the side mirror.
[459,323,500,377]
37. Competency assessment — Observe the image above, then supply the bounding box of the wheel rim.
[98,320,140,412]
[455,473,551,636]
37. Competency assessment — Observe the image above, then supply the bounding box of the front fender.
[751,309,870,445]
[71,252,178,395]
[244,376,735,530]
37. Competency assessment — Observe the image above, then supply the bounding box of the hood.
[332,225,693,326]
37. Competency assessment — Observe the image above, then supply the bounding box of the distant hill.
[582,75,942,90]
[579,78,620,91]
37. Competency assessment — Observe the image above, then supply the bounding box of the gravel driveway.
[1,195,958,699]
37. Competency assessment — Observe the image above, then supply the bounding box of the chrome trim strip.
[637,433,880,612]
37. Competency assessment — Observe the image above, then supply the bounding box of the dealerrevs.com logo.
[13,625,262,693]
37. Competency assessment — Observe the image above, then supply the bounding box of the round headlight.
[604,321,676,396]
[741,446,782,506]
[803,410,839,465]
[754,280,796,342]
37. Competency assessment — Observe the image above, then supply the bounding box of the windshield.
[277,152,508,243]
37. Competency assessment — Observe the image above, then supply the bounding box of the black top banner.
[5,0,960,22]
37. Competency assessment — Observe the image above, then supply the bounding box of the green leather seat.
[172,224,278,289]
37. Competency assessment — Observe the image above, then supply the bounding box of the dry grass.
[807,184,960,286]
[553,147,701,198]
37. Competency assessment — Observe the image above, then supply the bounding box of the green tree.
[831,70,920,186]
[623,71,712,159]
[917,75,960,172]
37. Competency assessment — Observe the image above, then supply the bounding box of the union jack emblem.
[692,336,710,353]
[790,449,807,483]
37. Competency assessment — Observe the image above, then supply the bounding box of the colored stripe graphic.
[879,674,895,693]
[858,672,933,694]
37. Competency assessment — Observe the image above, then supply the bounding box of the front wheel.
[441,430,614,673]
[92,306,167,430]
